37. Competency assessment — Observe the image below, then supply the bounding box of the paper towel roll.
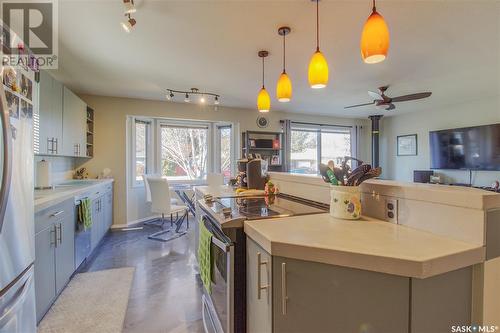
[36,159,52,188]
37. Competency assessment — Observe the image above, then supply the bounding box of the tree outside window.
[160,126,208,181]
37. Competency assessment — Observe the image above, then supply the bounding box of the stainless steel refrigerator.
[0,65,36,332]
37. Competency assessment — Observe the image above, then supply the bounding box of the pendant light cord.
[372,0,376,12]
[316,0,319,51]
[262,56,265,88]
[283,33,286,73]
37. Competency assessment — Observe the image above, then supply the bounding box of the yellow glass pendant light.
[276,26,292,102]
[257,50,271,113]
[360,0,390,64]
[308,0,329,89]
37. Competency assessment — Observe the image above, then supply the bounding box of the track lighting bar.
[166,88,221,105]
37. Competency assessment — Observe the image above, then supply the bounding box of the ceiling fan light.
[276,72,292,103]
[257,87,271,113]
[360,10,390,64]
[308,50,329,89]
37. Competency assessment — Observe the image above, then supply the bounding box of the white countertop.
[194,185,237,197]
[244,213,485,279]
[35,179,114,213]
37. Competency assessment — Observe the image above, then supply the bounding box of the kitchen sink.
[55,180,100,187]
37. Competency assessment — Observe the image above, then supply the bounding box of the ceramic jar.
[330,186,361,220]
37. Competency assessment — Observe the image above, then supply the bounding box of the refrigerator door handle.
[0,265,34,327]
[0,83,13,234]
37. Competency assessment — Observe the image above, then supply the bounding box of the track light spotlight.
[121,14,136,33]
[200,95,206,104]
[184,93,190,103]
[166,91,174,101]
[123,0,136,14]
[214,96,220,105]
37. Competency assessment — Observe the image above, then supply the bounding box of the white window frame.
[289,122,354,174]
[129,117,153,187]
[214,123,236,179]
[156,119,213,185]
[128,116,238,187]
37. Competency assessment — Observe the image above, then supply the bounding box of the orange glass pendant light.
[308,0,329,89]
[360,0,390,64]
[257,50,271,113]
[276,26,292,102]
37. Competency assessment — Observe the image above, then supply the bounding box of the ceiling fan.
[344,86,432,111]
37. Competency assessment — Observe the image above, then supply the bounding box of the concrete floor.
[79,223,204,333]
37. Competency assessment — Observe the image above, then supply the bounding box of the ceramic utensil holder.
[330,186,361,220]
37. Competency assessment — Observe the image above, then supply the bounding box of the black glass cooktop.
[209,194,328,220]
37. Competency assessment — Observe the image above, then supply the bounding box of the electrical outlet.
[385,198,398,224]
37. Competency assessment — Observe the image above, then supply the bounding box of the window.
[134,119,151,182]
[320,130,351,165]
[160,124,209,181]
[290,129,319,174]
[290,123,352,175]
[216,125,232,181]
[128,117,236,186]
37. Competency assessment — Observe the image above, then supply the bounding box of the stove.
[199,194,328,333]
[204,194,329,227]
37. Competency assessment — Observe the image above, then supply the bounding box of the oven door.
[201,216,234,333]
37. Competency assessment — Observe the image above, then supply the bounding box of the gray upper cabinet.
[37,71,88,157]
[38,71,63,155]
[62,86,87,157]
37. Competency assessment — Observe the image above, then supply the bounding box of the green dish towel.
[198,221,213,293]
[78,198,93,230]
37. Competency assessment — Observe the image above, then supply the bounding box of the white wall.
[78,94,370,225]
[380,96,500,186]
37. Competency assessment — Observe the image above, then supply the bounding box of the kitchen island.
[245,214,484,333]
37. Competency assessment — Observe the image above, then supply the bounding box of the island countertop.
[244,213,485,279]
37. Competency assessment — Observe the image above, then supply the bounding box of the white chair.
[147,177,189,242]
[207,173,224,186]
[142,174,178,205]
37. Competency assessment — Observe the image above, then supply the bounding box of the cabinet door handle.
[50,225,57,247]
[281,262,288,315]
[50,210,64,218]
[56,223,62,245]
[257,252,269,300]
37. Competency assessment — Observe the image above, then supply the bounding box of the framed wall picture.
[397,134,418,156]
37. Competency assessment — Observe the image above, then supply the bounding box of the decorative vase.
[330,186,361,220]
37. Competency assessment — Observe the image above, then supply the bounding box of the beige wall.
[380,96,500,186]
[78,94,370,225]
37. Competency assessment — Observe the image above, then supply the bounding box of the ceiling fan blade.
[386,103,396,111]
[368,91,383,100]
[344,102,375,109]
[391,92,432,103]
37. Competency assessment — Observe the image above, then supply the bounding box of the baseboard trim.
[111,213,195,230]
[111,215,160,229]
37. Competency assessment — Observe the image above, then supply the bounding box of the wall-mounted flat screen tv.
[429,123,500,170]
